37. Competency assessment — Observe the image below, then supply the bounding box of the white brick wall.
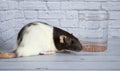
[19,1,47,10]
[61,2,101,10]
[78,11,108,21]
[0,0,120,49]
[102,2,120,10]
[38,11,65,19]
[109,11,120,20]
[24,11,38,19]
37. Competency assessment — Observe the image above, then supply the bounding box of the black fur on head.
[53,27,82,52]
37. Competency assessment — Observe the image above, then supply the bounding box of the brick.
[38,11,78,19]
[109,11,120,20]
[79,21,99,29]
[15,10,24,18]
[79,21,108,29]
[109,20,120,29]
[60,19,79,27]
[86,0,108,1]
[0,19,16,32]
[110,0,120,1]
[24,19,41,23]
[65,11,78,19]
[78,28,107,38]
[0,1,8,10]
[79,21,108,30]
[0,37,4,45]
[69,0,84,1]
[109,29,120,38]
[24,11,38,19]
[38,11,65,19]
[13,19,26,29]
[1,36,15,50]
[102,2,120,10]
[45,0,69,2]
[44,19,60,27]
[0,10,16,21]
[19,1,47,10]
[25,19,60,27]
[79,11,108,21]
[0,10,24,21]
[99,21,108,29]
[0,22,2,32]
[61,2,100,10]
[47,2,61,10]
[1,28,16,42]
[86,0,120,1]
[8,1,18,9]
[0,1,18,10]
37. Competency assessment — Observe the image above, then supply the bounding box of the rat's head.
[59,35,83,52]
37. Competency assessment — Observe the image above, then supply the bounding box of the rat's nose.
[75,45,83,52]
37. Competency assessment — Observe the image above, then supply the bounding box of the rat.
[0,21,82,58]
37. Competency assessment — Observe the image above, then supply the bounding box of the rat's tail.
[0,52,17,58]
[0,44,18,58]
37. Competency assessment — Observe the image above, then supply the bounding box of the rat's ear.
[59,35,67,43]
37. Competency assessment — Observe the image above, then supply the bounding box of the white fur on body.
[15,23,57,57]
